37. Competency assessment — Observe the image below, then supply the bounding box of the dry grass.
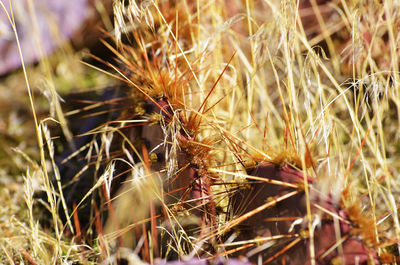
[1,0,400,264]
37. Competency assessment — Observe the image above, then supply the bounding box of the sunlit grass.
[1,0,400,264]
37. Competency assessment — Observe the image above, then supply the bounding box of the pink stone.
[0,0,89,75]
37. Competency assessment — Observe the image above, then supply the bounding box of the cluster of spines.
[65,1,397,264]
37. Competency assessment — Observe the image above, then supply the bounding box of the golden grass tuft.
[1,0,400,264]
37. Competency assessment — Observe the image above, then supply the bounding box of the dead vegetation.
[1,0,400,264]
